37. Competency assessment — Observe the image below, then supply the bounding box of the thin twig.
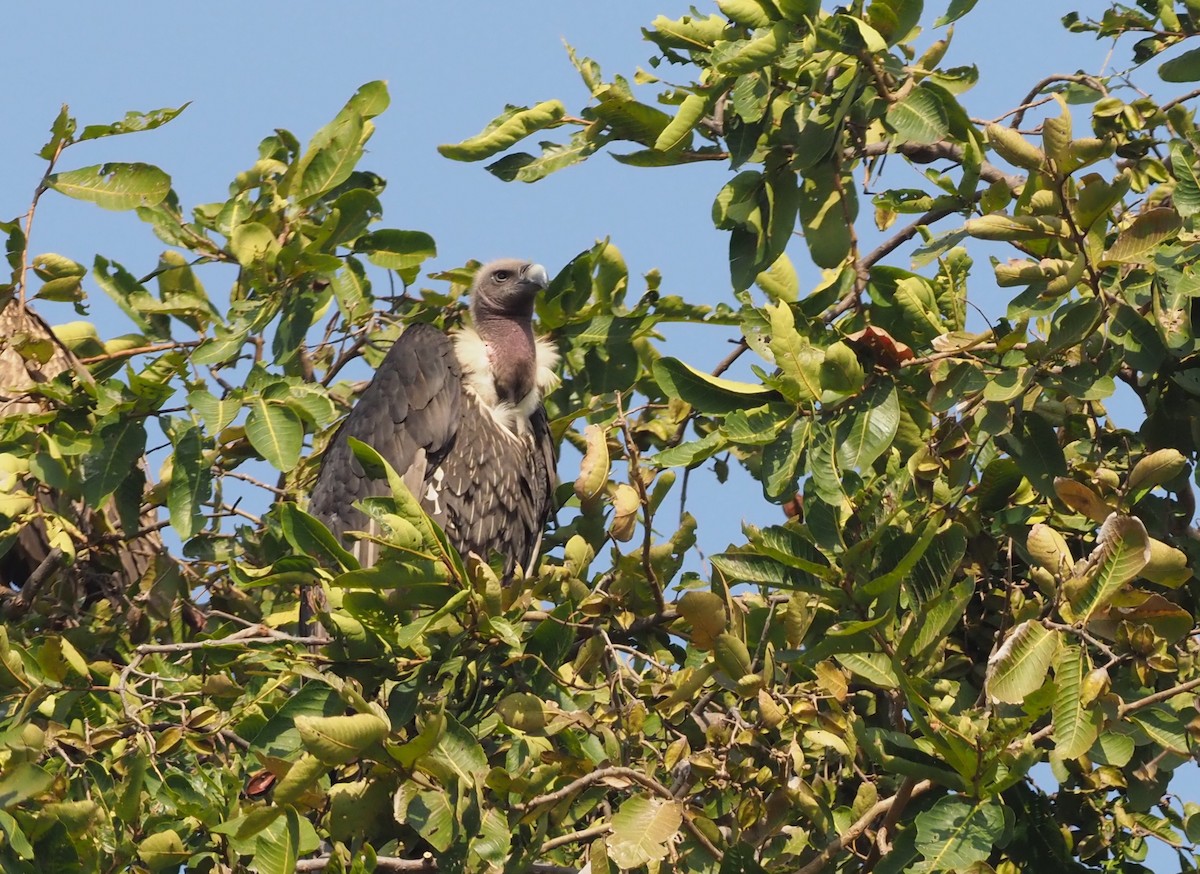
[514,765,675,812]
[540,822,612,853]
[77,340,202,365]
[1010,74,1108,129]
[133,626,327,654]
[615,391,665,615]
[296,859,577,874]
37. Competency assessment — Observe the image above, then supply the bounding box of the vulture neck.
[474,314,537,405]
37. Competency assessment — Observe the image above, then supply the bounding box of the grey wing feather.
[309,323,462,561]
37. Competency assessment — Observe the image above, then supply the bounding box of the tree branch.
[296,858,579,873]
[797,779,934,874]
[514,765,675,812]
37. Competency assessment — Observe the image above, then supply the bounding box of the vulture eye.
[493,269,511,282]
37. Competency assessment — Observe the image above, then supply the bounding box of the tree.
[0,1,1197,871]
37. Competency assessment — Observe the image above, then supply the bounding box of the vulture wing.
[309,323,462,567]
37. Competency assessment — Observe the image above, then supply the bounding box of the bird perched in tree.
[309,259,559,577]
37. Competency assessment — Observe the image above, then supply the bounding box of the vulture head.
[470,259,549,320]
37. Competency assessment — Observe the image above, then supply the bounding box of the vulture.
[309,258,559,577]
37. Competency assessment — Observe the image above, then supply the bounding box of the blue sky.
[1,1,1195,866]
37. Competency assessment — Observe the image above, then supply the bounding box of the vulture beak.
[522,263,549,291]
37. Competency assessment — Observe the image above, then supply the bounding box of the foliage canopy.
[0,2,1198,873]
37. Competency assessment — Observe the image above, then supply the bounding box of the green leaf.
[487,128,601,183]
[438,100,566,161]
[1101,208,1181,264]
[252,809,303,874]
[608,795,684,870]
[295,112,365,203]
[1131,708,1190,756]
[229,221,279,268]
[168,423,211,541]
[714,23,787,75]
[395,785,456,852]
[999,411,1066,495]
[835,652,900,689]
[651,431,728,468]
[296,712,389,765]
[985,619,1059,704]
[354,230,437,284]
[653,356,775,413]
[188,388,240,435]
[711,552,822,591]
[835,381,900,471]
[137,829,189,872]
[762,417,809,500]
[654,91,713,151]
[866,0,923,44]
[273,753,327,806]
[248,684,341,759]
[45,162,170,211]
[245,398,303,471]
[1160,46,1200,82]
[886,86,950,145]
[78,104,190,142]
[38,105,76,160]
[717,0,777,27]
[935,0,979,26]
[82,418,147,506]
[798,162,855,268]
[756,252,799,302]
[914,797,1006,871]
[1171,142,1200,217]
[767,302,822,402]
[1053,643,1099,759]
[0,763,51,809]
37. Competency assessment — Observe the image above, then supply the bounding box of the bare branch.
[797,779,934,874]
[1010,74,1108,129]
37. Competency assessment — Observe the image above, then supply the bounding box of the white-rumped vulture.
[309,259,558,576]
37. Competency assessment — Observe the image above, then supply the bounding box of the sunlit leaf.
[46,162,171,211]
[986,619,1059,704]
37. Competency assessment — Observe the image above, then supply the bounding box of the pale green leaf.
[985,619,1058,704]
[438,100,566,161]
[296,712,389,765]
[46,162,171,211]
[887,87,950,145]
[1053,643,1099,759]
[245,398,303,471]
[608,795,684,869]
[835,382,900,471]
[137,829,189,872]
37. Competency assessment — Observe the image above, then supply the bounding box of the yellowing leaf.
[575,424,610,504]
[677,591,728,650]
[296,713,388,765]
[608,795,683,869]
